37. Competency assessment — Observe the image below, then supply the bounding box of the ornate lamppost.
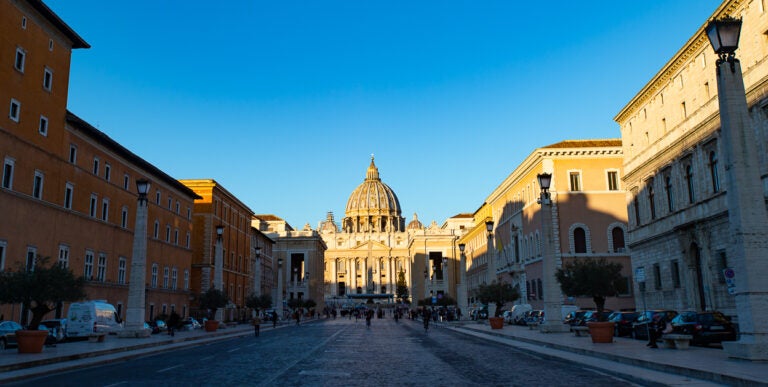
[213,225,224,321]
[253,245,262,297]
[706,16,768,360]
[276,258,284,320]
[458,243,468,320]
[537,172,568,333]
[121,179,151,338]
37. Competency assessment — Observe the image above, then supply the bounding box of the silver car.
[0,320,23,350]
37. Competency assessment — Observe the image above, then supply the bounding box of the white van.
[67,300,123,338]
[507,304,532,325]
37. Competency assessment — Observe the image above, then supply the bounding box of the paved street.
[10,318,634,386]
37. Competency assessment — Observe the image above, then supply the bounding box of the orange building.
[1,0,199,323]
[180,179,255,322]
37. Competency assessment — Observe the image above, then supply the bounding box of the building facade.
[464,140,634,313]
[180,179,255,322]
[615,0,768,320]
[1,0,199,323]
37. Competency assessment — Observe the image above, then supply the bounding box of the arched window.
[574,227,587,254]
[685,164,695,203]
[709,151,720,193]
[665,175,674,212]
[611,227,626,252]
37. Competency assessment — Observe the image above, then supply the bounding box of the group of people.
[647,312,671,348]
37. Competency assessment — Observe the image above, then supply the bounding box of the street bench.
[662,334,692,349]
[572,326,590,337]
[88,332,106,343]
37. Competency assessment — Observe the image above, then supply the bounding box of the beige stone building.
[615,0,768,319]
[318,158,472,309]
[464,140,634,313]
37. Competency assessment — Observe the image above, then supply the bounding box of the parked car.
[670,311,738,346]
[524,310,544,325]
[154,320,167,331]
[632,310,679,340]
[0,320,23,350]
[508,304,532,325]
[563,310,591,327]
[608,312,639,337]
[145,321,161,334]
[580,310,614,325]
[40,318,68,343]
[179,317,201,331]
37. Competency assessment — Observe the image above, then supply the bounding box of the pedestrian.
[167,311,180,337]
[294,310,301,326]
[647,313,666,348]
[272,311,278,328]
[365,309,373,327]
[423,308,431,333]
[253,315,261,337]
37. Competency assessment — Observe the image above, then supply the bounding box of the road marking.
[200,355,216,361]
[157,365,183,373]
[103,382,128,387]
[246,342,260,347]
[258,329,345,386]
[227,347,240,353]
[299,370,350,377]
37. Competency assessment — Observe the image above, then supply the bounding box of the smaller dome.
[406,213,423,230]
[320,211,339,233]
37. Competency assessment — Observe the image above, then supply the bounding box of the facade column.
[458,244,468,320]
[121,180,150,338]
[539,185,568,333]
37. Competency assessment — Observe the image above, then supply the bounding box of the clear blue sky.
[47,0,722,228]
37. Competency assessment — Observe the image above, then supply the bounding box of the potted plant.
[476,282,520,329]
[245,293,272,318]
[555,258,624,343]
[0,257,86,353]
[197,288,228,332]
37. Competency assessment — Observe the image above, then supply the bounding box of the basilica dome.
[343,157,405,232]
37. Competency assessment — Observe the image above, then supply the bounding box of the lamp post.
[537,172,568,333]
[485,220,498,317]
[213,225,224,321]
[277,258,283,320]
[121,179,151,338]
[706,17,768,360]
[253,245,262,297]
[423,268,429,299]
[458,243,468,320]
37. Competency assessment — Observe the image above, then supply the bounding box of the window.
[681,102,687,119]
[84,250,94,279]
[151,264,158,288]
[671,260,681,288]
[155,190,161,205]
[0,240,6,271]
[118,257,127,284]
[653,263,662,290]
[175,201,180,214]
[21,16,27,29]
[97,253,107,282]
[665,175,674,213]
[48,39,53,51]
[611,227,625,252]
[104,163,111,181]
[43,68,53,91]
[167,197,172,210]
[121,206,128,228]
[32,171,44,199]
[38,115,48,136]
[89,194,97,217]
[174,229,179,245]
[93,157,99,175]
[569,171,581,191]
[9,98,21,122]
[58,245,69,268]
[14,48,25,72]
[26,247,37,271]
[607,171,619,191]
[165,225,171,242]
[185,232,190,248]
[3,158,15,189]
[172,268,178,290]
[153,220,159,238]
[573,227,587,253]
[163,267,169,289]
[187,207,191,220]
[101,198,109,221]
[69,145,77,164]
[64,182,73,209]
[709,151,720,193]
[184,270,189,290]
[123,174,129,190]
[685,164,695,203]
[647,178,656,220]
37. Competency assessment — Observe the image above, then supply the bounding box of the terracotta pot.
[587,321,615,343]
[204,320,219,332]
[489,317,504,329]
[16,330,49,354]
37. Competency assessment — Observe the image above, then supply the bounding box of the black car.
[670,311,737,345]
[564,310,592,327]
[608,311,639,337]
[581,310,613,325]
[632,310,678,340]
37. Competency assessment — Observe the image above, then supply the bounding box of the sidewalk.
[445,321,768,387]
[1,319,766,386]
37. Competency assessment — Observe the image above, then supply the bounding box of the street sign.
[431,296,437,304]
[723,268,735,279]
[635,267,646,283]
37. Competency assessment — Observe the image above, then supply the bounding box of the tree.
[476,282,520,317]
[197,288,229,320]
[395,270,410,303]
[0,257,86,329]
[245,293,272,312]
[286,298,302,310]
[555,258,624,321]
[303,299,317,309]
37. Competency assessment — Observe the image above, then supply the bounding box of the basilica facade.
[319,158,472,309]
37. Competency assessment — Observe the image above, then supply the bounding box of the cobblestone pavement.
[13,318,637,387]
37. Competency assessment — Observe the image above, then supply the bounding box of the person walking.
[253,315,261,337]
[423,308,431,333]
[647,313,667,348]
[272,311,278,328]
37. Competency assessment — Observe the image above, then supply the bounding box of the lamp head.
[458,243,466,253]
[215,225,224,237]
[537,172,552,192]
[706,16,742,58]
[135,179,150,197]
[485,220,494,233]
[278,258,283,267]
[255,246,261,257]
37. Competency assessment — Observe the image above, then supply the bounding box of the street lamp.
[213,225,224,321]
[485,219,498,317]
[537,172,568,333]
[253,245,262,297]
[121,179,151,338]
[706,16,768,360]
[277,258,283,320]
[458,243,467,320]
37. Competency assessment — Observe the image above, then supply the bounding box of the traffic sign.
[723,268,735,279]
[635,267,646,283]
